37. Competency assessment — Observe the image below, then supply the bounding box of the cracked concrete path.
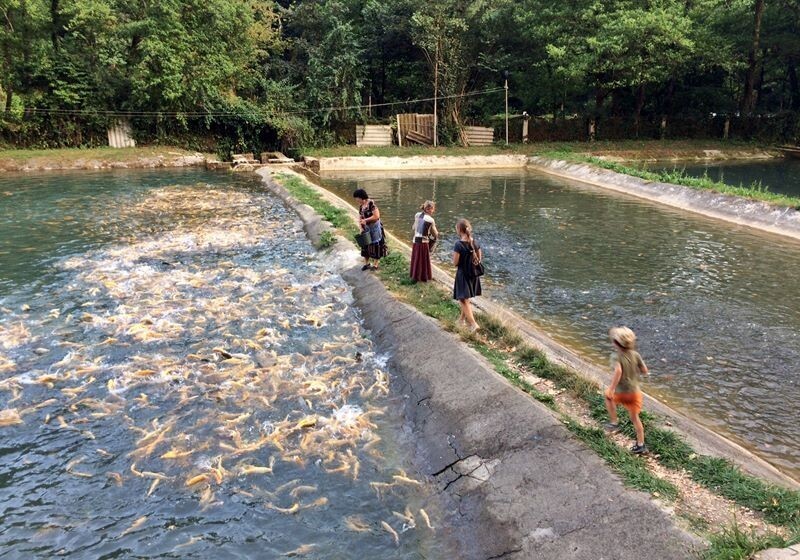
[343,267,701,560]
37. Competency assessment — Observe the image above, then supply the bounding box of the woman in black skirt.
[453,218,482,332]
[353,188,388,270]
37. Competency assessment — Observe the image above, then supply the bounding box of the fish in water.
[266,502,300,514]
[344,516,371,532]
[282,544,316,557]
[119,515,147,537]
[0,409,23,426]
[380,521,400,545]
[186,473,211,487]
[419,508,434,530]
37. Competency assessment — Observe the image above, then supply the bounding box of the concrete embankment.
[308,154,528,173]
[528,156,800,243]
[259,169,699,559]
[0,150,206,172]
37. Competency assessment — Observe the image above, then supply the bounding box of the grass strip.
[540,150,800,209]
[301,139,764,159]
[274,170,800,550]
[702,524,799,560]
[575,391,800,528]
[562,418,678,500]
[274,173,361,242]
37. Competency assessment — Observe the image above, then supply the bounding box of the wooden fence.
[355,125,393,147]
[397,113,435,145]
[463,126,494,146]
[107,119,136,148]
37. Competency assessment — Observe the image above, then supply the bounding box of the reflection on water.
[644,158,800,198]
[322,169,800,478]
[0,171,446,558]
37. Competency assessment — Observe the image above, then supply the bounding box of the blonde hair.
[609,327,637,351]
[420,200,436,213]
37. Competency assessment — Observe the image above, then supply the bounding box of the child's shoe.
[630,443,648,454]
[603,422,620,432]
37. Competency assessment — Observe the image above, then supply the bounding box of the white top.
[413,212,435,241]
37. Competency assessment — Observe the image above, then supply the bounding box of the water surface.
[322,169,800,479]
[0,169,447,558]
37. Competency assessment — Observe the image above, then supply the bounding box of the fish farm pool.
[321,168,800,481]
[0,169,448,558]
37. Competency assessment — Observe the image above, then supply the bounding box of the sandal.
[361,264,371,271]
[603,422,620,432]
[630,443,648,455]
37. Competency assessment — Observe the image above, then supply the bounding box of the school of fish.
[0,183,440,556]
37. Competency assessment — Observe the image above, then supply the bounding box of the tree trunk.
[740,0,766,113]
[4,86,12,112]
[755,47,766,104]
[789,60,800,110]
[633,84,645,137]
[595,87,606,113]
[50,0,61,51]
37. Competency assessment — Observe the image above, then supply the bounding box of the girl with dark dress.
[453,218,482,332]
[353,189,387,270]
[409,200,439,282]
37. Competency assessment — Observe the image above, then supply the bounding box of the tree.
[740,0,766,112]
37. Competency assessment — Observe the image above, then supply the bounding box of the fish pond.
[645,157,800,198]
[0,169,447,558]
[321,169,800,480]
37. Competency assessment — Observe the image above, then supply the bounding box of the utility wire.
[1,87,505,119]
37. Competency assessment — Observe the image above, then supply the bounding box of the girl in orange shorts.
[604,327,649,454]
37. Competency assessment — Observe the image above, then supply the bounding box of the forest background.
[0,0,798,156]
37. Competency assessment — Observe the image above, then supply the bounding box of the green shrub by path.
[318,231,336,248]
[541,151,800,209]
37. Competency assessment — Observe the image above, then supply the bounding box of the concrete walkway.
[344,267,700,559]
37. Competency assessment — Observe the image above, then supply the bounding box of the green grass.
[542,151,800,209]
[274,173,360,239]
[0,145,204,161]
[563,418,679,500]
[702,524,798,560]
[318,231,336,248]
[303,139,767,159]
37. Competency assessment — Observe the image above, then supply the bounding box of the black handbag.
[468,242,485,277]
[354,230,372,248]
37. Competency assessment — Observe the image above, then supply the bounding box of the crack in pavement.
[486,548,523,559]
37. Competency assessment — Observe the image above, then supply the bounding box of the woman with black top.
[453,218,482,332]
[410,200,439,282]
[353,188,387,270]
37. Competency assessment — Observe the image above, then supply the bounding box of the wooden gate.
[396,113,435,146]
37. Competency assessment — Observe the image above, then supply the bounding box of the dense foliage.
[1,0,799,151]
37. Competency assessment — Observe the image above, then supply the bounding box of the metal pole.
[433,46,439,147]
[504,78,509,145]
